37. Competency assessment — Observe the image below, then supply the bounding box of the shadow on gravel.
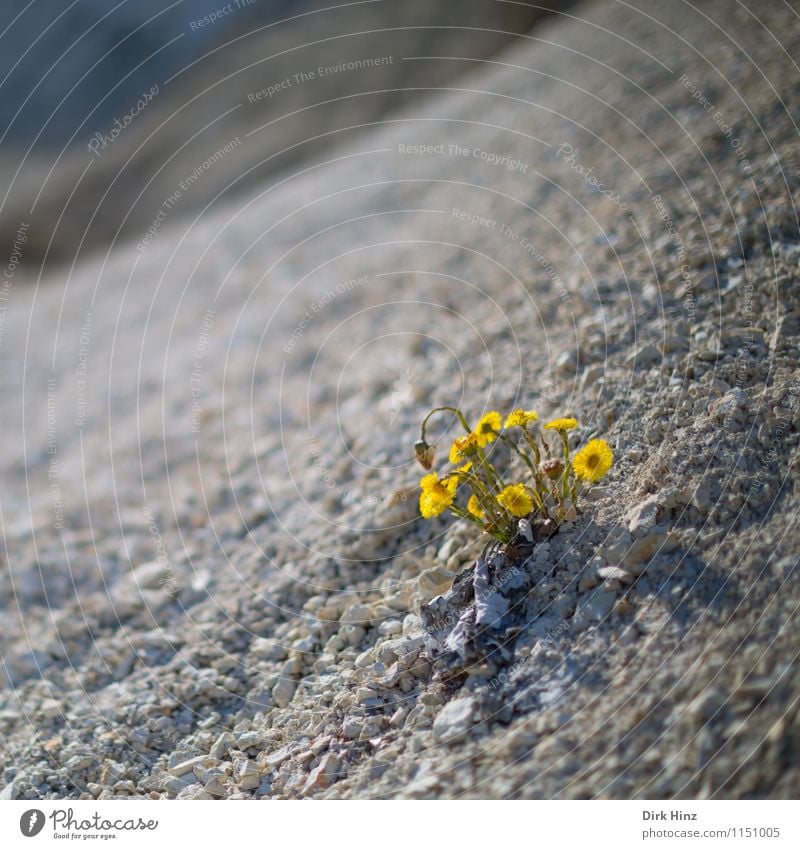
[419,528,739,729]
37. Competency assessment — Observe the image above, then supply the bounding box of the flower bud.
[414,439,435,470]
[540,458,563,480]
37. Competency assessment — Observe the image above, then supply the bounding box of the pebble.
[204,777,229,797]
[236,731,265,750]
[164,775,199,794]
[210,732,235,760]
[627,494,660,536]
[168,755,207,777]
[302,753,343,794]
[39,699,62,719]
[262,744,295,769]
[342,716,363,739]
[433,698,476,743]
[340,603,372,625]
[377,619,403,636]
[389,707,408,728]
[555,350,577,373]
[128,560,173,590]
[573,586,616,628]
[311,736,332,756]
[356,686,377,703]
[354,649,375,669]
[271,678,297,708]
[235,759,261,790]
[178,786,214,800]
[377,661,402,688]
[691,478,714,511]
[65,754,95,772]
[597,566,633,585]
[250,638,287,661]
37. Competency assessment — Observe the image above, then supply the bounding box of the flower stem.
[420,406,471,445]
[559,432,571,503]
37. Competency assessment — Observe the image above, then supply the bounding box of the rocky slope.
[0,0,554,271]
[1,0,799,799]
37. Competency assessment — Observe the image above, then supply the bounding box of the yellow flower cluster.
[414,405,614,543]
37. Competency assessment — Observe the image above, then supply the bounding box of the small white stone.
[356,686,376,704]
[597,566,632,584]
[210,732,235,760]
[168,755,207,777]
[627,494,660,536]
[340,603,372,625]
[574,586,616,627]
[235,759,261,790]
[271,677,297,708]
[302,753,342,794]
[433,697,476,743]
[250,637,287,661]
[354,649,374,668]
[342,716,363,739]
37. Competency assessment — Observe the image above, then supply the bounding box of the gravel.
[1,0,800,800]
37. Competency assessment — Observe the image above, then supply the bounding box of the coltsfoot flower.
[497,484,534,518]
[467,494,485,520]
[504,409,539,429]
[449,433,479,464]
[419,473,458,518]
[474,411,501,446]
[544,417,578,432]
[572,438,613,482]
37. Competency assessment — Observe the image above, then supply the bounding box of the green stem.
[458,471,503,524]
[420,406,471,445]
[475,443,504,491]
[499,433,535,474]
[499,434,547,516]
[449,504,485,528]
[559,432,571,503]
[521,430,547,497]
[523,430,542,466]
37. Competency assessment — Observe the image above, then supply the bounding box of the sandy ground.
[1,0,799,799]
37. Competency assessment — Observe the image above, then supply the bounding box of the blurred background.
[0,0,569,277]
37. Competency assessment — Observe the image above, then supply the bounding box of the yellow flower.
[572,438,613,482]
[504,409,539,429]
[543,417,578,432]
[449,433,479,464]
[474,411,501,446]
[456,462,473,476]
[419,473,458,519]
[467,494,485,520]
[497,483,534,518]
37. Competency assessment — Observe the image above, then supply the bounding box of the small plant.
[414,406,613,543]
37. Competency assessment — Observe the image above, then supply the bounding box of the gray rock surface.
[1,0,799,800]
